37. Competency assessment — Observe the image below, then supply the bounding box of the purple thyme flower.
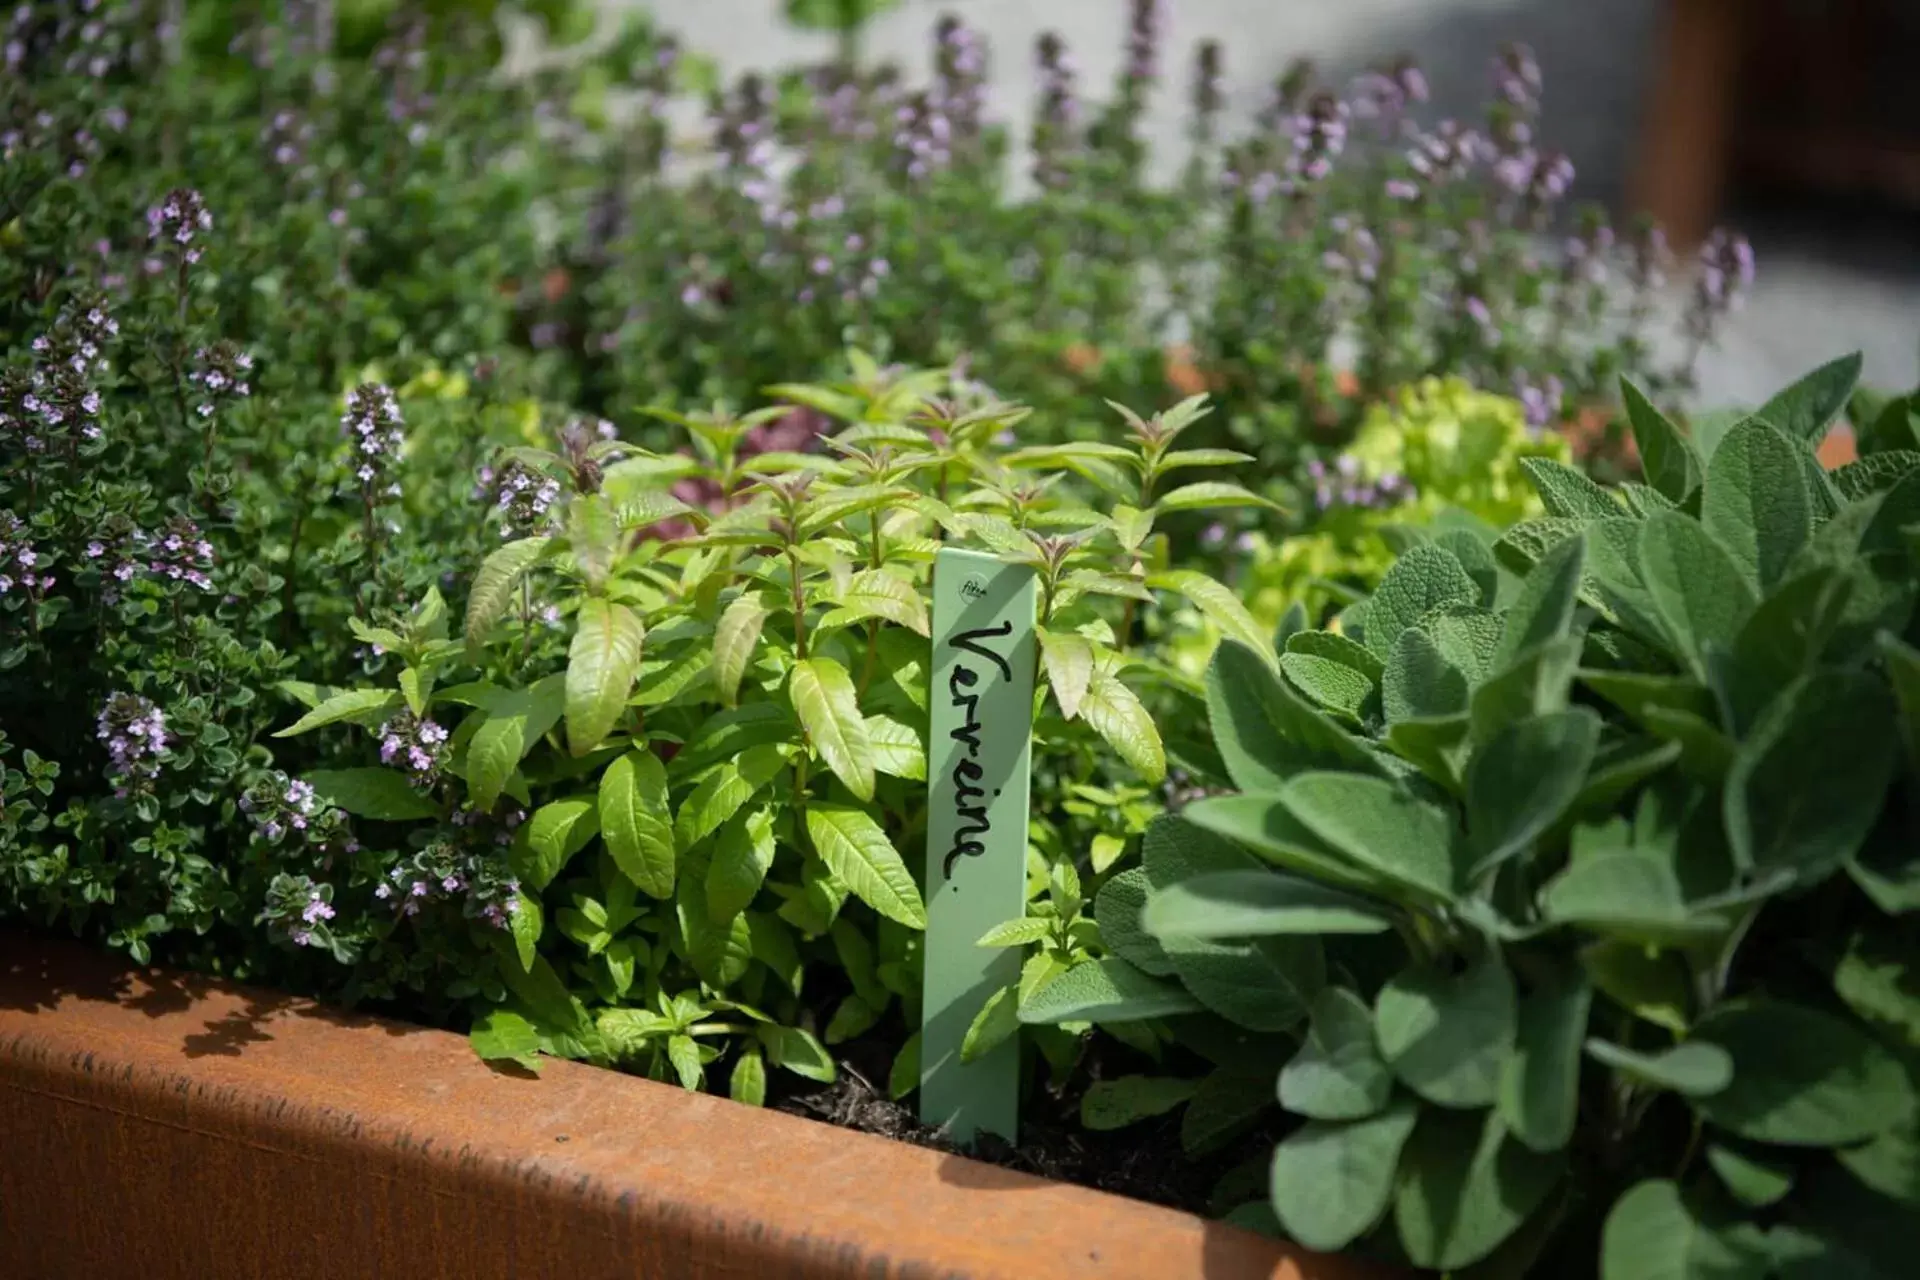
[146,187,211,265]
[1189,40,1224,143]
[378,710,448,789]
[1285,93,1350,192]
[1123,0,1169,88]
[188,340,253,422]
[97,691,168,797]
[1492,43,1543,113]
[1514,373,1566,431]
[1032,32,1080,188]
[341,382,405,501]
[483,458,563,539]
[1684,227,1756,363]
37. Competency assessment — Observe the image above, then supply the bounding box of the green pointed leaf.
[976,917,1052,948]
[1623,380,1704,503]
[1364,543,1482,662]
[1280,987,1395,1121]
[599,750,676,899]
[470,1009,542,1070]
[1725,670,1897,880]
[1493,517,1584,576]
[1494,533,1586,669]
[1144,871,1395,939]
[888,1031,921,1100]
[1149,569,1276,668]
[1638,511,1757,678]
[1154,481,1278,514]
[1718,567,1855,735]
[1081,1076,1199,1130]
[678,872,753,989]
[1706,1144,1797,1207]
[1833,928,1920,1054]
[1499,962,1593,1153]
[1282,651,1378,721]
[508,892,541,972]
[708,806,776,922]
[730,1048,768,1106]
[804,803,925,928]
[1757,352,1863,443]
[302,768,437,821]
[1543,850,1717,946]
[1280,773,1461,901]
[1093,867,1175,976]
[1270,1096,1420,1253]
[1467,709,1603,875]
[1180,796,1397,897]
[521,796,599,890]
[1036,626,1094,720]
[1287,630,1384,680]
[959,984,1022,1064]
[864,714,925,781]
[1585,1038,1732,1096]
[1693,1000,1916,1146]
[465,536,551,649]
[466,675,565,813]
[1470,636,1583,748]
[1522,456,1626,520]
[566,599,646,755]
[1383,627,1470,723]
[1831,450,1920,499]
[789,657,875,801]
[758,1024,836,1083]
[1836,1126,1920,1206]
[1378,954,1516,1109]
[1081,660,1165,782]
[676,744,784,851]
[1207,641,1385,791]
[822,568,930,637]
[1600,1178,1774,1280]
[712,593,769,707]
[1017,957,1204,1024]
[1395,1107,1565,1271]
[274,687,403,738]
[1702,416,1813,590]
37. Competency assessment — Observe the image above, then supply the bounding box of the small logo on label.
[959,576,989,602]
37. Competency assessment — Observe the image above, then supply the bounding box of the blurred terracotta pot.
[1061,341,1105,378]
[1164,344,1228,397]
[1817,423,1859,469]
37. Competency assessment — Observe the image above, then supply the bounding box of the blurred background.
[580,0,1920,409]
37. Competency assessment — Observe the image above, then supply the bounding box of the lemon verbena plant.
[272,357,1273,1101]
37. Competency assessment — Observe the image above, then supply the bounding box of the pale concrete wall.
[610,0,1664,201]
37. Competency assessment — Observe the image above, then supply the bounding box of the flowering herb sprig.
[96,690,167,799]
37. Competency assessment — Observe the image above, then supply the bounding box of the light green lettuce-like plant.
[1011,353,1920,1273]
[1163,379,1572,681]
[276,358,1273,1098]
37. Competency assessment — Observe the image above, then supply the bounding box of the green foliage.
[269,363,1258,1088]
[1112,359,1919,1271]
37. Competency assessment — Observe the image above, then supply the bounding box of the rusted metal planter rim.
[0,933,1380,1280]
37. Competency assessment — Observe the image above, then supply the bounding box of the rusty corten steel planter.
[0,933,1379,1280]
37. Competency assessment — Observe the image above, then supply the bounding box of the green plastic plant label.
[920,547,1038,1144]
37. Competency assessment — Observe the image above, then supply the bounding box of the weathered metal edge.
[0,933,1372,1280]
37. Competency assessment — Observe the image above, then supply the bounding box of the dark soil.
[767,1034,1276,1219]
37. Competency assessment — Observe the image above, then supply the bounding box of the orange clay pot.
[1817,423,1859,469]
